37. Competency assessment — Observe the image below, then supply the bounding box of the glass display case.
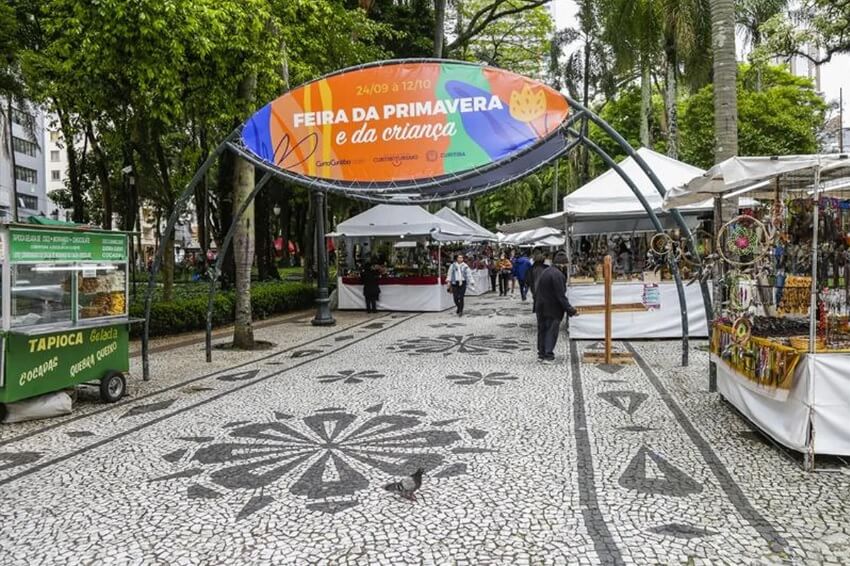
[0,224,134,409]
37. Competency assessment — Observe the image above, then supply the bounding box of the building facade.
[0,105,48,220]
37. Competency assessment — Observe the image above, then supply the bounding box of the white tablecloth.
[466,269,492,296]
[716,352,850,455]
[567,282,709,339]
[338,279,454,312]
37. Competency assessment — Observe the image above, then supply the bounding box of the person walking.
[361,261,380,313]
[447,254,474,316]
[496,253,512,296]
[488,255,498,292]
[512,251,533,301]
[534,250,578,363]
[527,252,548,312]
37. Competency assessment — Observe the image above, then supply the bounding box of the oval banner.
[241,60,569,187]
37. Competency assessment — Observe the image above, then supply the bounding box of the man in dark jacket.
[534,250,577,363]
[527,252,548,312]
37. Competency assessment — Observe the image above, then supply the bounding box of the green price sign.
[9,229,127,263]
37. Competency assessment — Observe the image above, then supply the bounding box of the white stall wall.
[567,282,709,339]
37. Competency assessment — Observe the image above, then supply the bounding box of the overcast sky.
[549,0,849,120]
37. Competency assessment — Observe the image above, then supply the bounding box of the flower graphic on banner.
[509,85,547,136]
[154,406,491,516]
[389,333,524,356]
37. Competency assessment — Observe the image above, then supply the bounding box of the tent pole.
[805,163,822,471]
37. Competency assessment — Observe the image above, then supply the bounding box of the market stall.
[334,205,462,312]
[434,207,497,296]
[0,223,134,417]
[664,154,850,462]
[500,148,729,339]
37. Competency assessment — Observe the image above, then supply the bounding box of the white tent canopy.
[434,207,497,241]
[663,154,850,209]
[499,227,562,245]
[563,147,712,215]
[333,204,460,238]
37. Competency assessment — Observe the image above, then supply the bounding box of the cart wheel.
[100,371,126,403]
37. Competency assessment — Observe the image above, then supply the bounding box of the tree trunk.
[215,145,237,288]
[434,0,446,57]
[232,72,258,349]
[162,231,174,301]
[640,58,651,148]
[86,122,113,229]
[55,105,86,223]
[709,0,738,162]
[254,184,279,281]
[665,43,679,159]
[232,157,255,348]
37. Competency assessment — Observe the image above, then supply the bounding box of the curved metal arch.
[141,129,238,380]
[142,82,715,378]
[577,134,691,366]
[565,96,713,328]
[204,171,275,361]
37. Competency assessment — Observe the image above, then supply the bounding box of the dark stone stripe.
[625,342,791,554]
[0,313,421,486]
[0,314,391,448]
[569,339,625,566]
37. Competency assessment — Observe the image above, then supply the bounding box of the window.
[14,166,38,184]
[50,150,60,162]
[12,136,37,157]
[17,193,38,210]
[11,108,33,128]
[11,264,72,327]
[51,170,61,181]
[50,131,62,143]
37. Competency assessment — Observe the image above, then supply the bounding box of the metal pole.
[204,171,275,363]
[806,163,822,471]
[840,88,844,153]
[142,132,234,380]
[312,190,335,326]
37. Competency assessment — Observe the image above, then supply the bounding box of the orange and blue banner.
[241,61,570,186]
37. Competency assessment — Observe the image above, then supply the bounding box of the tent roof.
[434,207,497,241]
[663,154,850,209]
[334,204,460,237]
[563,147,711,215]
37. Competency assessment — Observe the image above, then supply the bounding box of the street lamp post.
[311,190,335,326]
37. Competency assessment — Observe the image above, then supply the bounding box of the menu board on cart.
[8,228,127,263]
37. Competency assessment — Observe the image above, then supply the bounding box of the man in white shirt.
[447,254,475,316]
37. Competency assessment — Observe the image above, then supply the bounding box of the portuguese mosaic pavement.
[0,297,849,565]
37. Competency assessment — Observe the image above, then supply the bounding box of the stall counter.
[567,280,709,339]
[715,351,850,456]
[338,276,454,312]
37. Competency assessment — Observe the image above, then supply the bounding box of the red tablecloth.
[342,276,446,286]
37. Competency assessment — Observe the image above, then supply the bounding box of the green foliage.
[129,281,316,337]
[589,87,669,160]
[679,64,827,168]
[456,0,554,78]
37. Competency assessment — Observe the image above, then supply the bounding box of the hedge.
[129,281,316,337]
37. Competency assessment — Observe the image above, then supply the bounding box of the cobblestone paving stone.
[0,294,848,565]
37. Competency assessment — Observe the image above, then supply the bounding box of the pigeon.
[384,467,424,501]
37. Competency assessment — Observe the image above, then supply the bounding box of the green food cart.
[0,223,135,418]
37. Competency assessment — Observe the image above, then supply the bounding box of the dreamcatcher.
[717,215,770,268]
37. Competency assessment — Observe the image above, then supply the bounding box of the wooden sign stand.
[578,255,646,365]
